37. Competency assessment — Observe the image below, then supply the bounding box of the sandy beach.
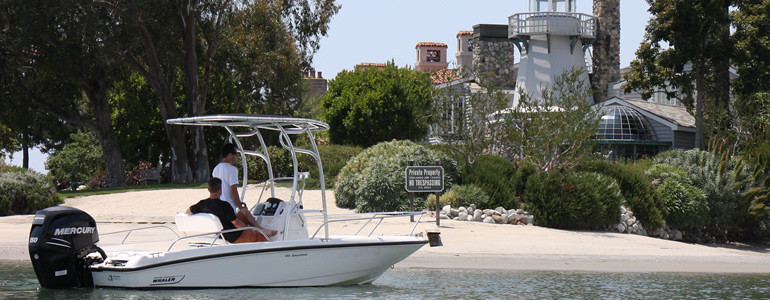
[3,186,769,274]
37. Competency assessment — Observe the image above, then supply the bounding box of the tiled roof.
[415,42,447,48]
[618,97,695,128]
[431,68,460,84]
[456,30,473,37]
[357,62,386,68]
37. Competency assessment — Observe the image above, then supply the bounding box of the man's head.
[208,177,222,198]
[220,143,238,162]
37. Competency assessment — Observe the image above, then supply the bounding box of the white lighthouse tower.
[509,0,596,105]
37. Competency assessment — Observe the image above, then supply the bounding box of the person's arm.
[231,219,247,228]
[229,184,243,208]
[185,207,193,215]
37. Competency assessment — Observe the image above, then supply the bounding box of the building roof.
[356,62,386,68]
[415,42,448,48]
[600,97,695,131]
[456,30,473,37]
[430,68,460,84]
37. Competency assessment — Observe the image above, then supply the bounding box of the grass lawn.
[58,182,207,198]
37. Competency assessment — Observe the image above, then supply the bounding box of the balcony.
[508,12,596,39]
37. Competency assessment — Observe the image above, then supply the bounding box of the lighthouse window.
[427,50,440,62]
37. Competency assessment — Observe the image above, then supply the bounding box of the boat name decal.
[151,275,185,285]
[54,226,95,236]
[285,253,308,257]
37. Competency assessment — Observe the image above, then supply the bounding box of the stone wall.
[592,0,621,103]
[472,24,516,88]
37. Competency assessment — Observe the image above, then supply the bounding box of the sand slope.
[3,186,769,273]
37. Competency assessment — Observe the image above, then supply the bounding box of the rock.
[501,214,509,224]
[523,215,532,225]
[620,214,630,223]
[483,216,495,223]
[458,212,468,220]
[672,229,683,241]
[472,210,483,222]
[507,209,517,216]
[467,215,474,221]
[459,207,467,213]
[450,209,459,218]
[616,223,626,232]
[627,216,636,225]
[440,214,449,220]
[453,217,461,221]
[495,207,506,215]
[469,204,476,211]
[516,209,524,215]
[442,205,451,214]
[492,215,503,223]
[483,209,494,216]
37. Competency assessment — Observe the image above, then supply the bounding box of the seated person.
[186,177,276,243]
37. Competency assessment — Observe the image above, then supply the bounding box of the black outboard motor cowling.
[29,206,103,289]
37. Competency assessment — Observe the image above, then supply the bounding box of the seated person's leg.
[236,209,277,237]
[233,229,268,243]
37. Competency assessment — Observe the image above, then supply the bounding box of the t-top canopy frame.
[167,114,331,240]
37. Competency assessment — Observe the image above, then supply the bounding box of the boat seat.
[175,212,224,233]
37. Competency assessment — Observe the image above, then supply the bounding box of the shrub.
[335,140,458,212]
[645,164,708,230]
[522,170,622,229]
[461,155,518,209]
[0,166,62,215]
[577,159,666,228]
[45,131,104,190]
[512,159,538,199]
[246,144,363,190]
[654,149,750,240]
[425,184,490,210]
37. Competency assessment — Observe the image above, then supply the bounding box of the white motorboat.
[29,115,428,288]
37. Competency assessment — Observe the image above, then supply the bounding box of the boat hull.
[91,236,426,288]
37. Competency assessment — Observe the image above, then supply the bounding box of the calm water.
[2,260,769,299]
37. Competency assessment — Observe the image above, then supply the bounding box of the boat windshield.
[167,114,331,239]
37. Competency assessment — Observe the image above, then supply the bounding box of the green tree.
[0,0,128,187]
[503,67,601,170]
[322,61,435,147]
[623,0,733,149]
[94,0,338,183]
[431,71,513,167]
[731,1,770,150]
[45,132,105,189]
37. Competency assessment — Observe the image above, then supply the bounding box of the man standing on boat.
[213,143,245,212]
[212,143,277,238]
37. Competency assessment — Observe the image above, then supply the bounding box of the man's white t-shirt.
[212,162,239,212]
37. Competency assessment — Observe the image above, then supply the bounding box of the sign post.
[405,160,444,225]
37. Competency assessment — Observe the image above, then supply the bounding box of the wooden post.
[434,159,441,226]
[408,160,415,222]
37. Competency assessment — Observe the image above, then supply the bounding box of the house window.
[427,50,440,62]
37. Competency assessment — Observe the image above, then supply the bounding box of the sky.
[6,0,652,174]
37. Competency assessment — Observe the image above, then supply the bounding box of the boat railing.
[100,225,180,245]
[165,226,269,251]
[309,211,425,239]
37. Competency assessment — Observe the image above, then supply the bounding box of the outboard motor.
[28,206,104,289]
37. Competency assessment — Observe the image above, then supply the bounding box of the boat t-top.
[29,114,428,288]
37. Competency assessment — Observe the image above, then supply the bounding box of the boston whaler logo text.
[151,275,185,285]
[53,227,95,236]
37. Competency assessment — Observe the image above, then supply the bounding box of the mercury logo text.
[54,227,95,235]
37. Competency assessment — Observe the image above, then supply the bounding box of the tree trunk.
[176,1,210,182]
[694,61,706,150]
[21,134,29,169]
[86,80,126,187]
